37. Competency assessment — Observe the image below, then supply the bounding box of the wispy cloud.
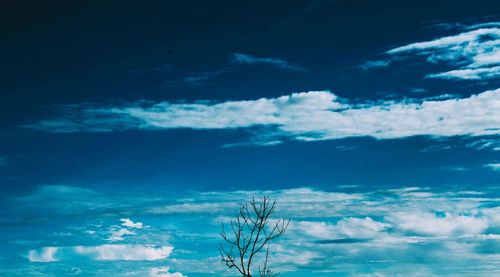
[178,68,230,86]
[167,53,306,87]
[426,66,500,80]
[26,89,500,144]
[229,53,307,72]
[107,228,136,242]
[149,267,186,277]
[387,24,500,80]
[358,60,391,70]
[441,166,470,172]
[467,138,500,151]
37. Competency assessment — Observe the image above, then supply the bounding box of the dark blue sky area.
[1,0,499,196]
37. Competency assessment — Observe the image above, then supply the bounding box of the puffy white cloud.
[74,244,172,261]
[28,247,59,262]
[387,26,500,80]
[25,89,500,144]
[149,267,187,277]
[120,218,143,229]
[388,212,488,236]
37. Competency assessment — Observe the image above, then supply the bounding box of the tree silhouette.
[219,196,290,277]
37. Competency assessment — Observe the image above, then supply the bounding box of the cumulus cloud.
[25,89,500,144]
[229,53,307,72]
[28,247,59,262]
[387,25,500,80]
[388,212,489,236]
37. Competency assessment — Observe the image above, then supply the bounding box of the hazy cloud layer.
[8,184,498,275]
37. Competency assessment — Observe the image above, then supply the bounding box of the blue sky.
[1,1,500,276]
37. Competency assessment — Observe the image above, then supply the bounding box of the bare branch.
[219,195,289,277]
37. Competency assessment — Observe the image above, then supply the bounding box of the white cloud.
[293,217,389,240]
[25,89,500,144]
[427,66,500,80]
[388,212,488,236]
[121,218,143,229]
[387,25,500,80]
[335,217,390,238]
[28,244,173,262]
[293,221,337,239]
[28,247,59,262]
[230,53,307,72]
[74,244,172,261]
[149,267,187,277]
[484,163,500,172]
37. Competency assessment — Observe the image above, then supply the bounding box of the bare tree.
[219,196,290,277]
